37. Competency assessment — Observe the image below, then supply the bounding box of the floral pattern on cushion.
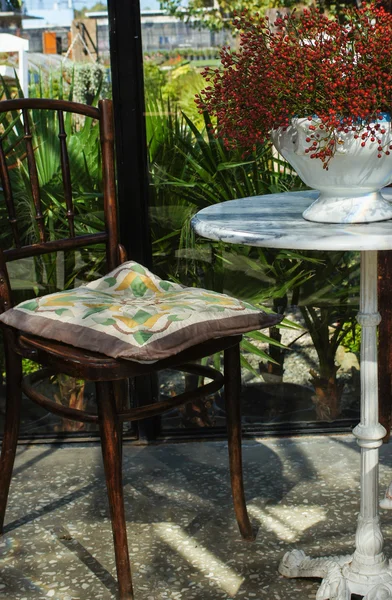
[0,261,282,362]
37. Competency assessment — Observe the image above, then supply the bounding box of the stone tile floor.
[2,434,392,599]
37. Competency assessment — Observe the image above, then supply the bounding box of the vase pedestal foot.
[279,549,392,599]
[302,190,392,224]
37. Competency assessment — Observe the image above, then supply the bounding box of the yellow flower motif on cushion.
[116,313,165,330]
[114,272,161,294]
[83,303,122,312]
[42,294,79,307]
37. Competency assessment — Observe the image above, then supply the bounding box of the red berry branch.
[197,2,392,165]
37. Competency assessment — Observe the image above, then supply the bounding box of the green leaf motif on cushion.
[55,308,73,316]
[133,330,154,345]
[160,280,177,291]
[130,276,148,297]
[103,277,117,287]
[21,300,39,311]
[167,314,189,322]
[168,305,196,312]
[131,309,153,324]
[91,317,117,326]
[199,295,228,304]
[82,306,107,319]
[242,301,258,311]
[130,263,147,275]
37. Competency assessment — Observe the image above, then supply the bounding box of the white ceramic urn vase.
[271,117,392,224]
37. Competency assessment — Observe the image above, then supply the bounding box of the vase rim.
[286,112,391,124]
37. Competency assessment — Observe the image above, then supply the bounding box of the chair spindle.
[57,110,75,237]
[22,108,46,243]
[0,138,21,247]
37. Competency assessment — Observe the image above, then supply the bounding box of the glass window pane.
[143,6,360,435]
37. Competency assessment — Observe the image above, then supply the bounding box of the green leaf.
[246,330,287,349]
[241,338,279,364]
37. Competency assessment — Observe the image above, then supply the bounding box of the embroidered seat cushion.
[0,261,282,362]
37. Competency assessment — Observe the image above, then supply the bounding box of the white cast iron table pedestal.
[191,190,392,600]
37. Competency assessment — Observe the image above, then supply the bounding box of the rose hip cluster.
[196,2,392,165]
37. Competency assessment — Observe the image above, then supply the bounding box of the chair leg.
[96,381,134,600]
[113,379,130,459]
[224,343,255,541]
[0,346,22,534]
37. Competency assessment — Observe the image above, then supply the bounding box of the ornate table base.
[279,251,392,600]
[279,550,392,599]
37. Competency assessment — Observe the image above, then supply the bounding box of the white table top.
[191,189,392,251]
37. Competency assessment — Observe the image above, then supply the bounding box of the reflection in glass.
[141,6,360,435]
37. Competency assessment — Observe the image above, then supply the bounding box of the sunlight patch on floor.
[154,522,245,596]
[248,503,327,543]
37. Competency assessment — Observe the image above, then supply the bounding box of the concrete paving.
[2,435,392,599]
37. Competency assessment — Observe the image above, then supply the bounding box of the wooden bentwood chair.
[0,99,281,599]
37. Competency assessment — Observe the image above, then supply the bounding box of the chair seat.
[0,261,280,364]
[17,331,244,381]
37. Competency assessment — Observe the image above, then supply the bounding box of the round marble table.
[192,189,392,600]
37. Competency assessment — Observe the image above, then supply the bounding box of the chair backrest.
[0,98,122,313]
